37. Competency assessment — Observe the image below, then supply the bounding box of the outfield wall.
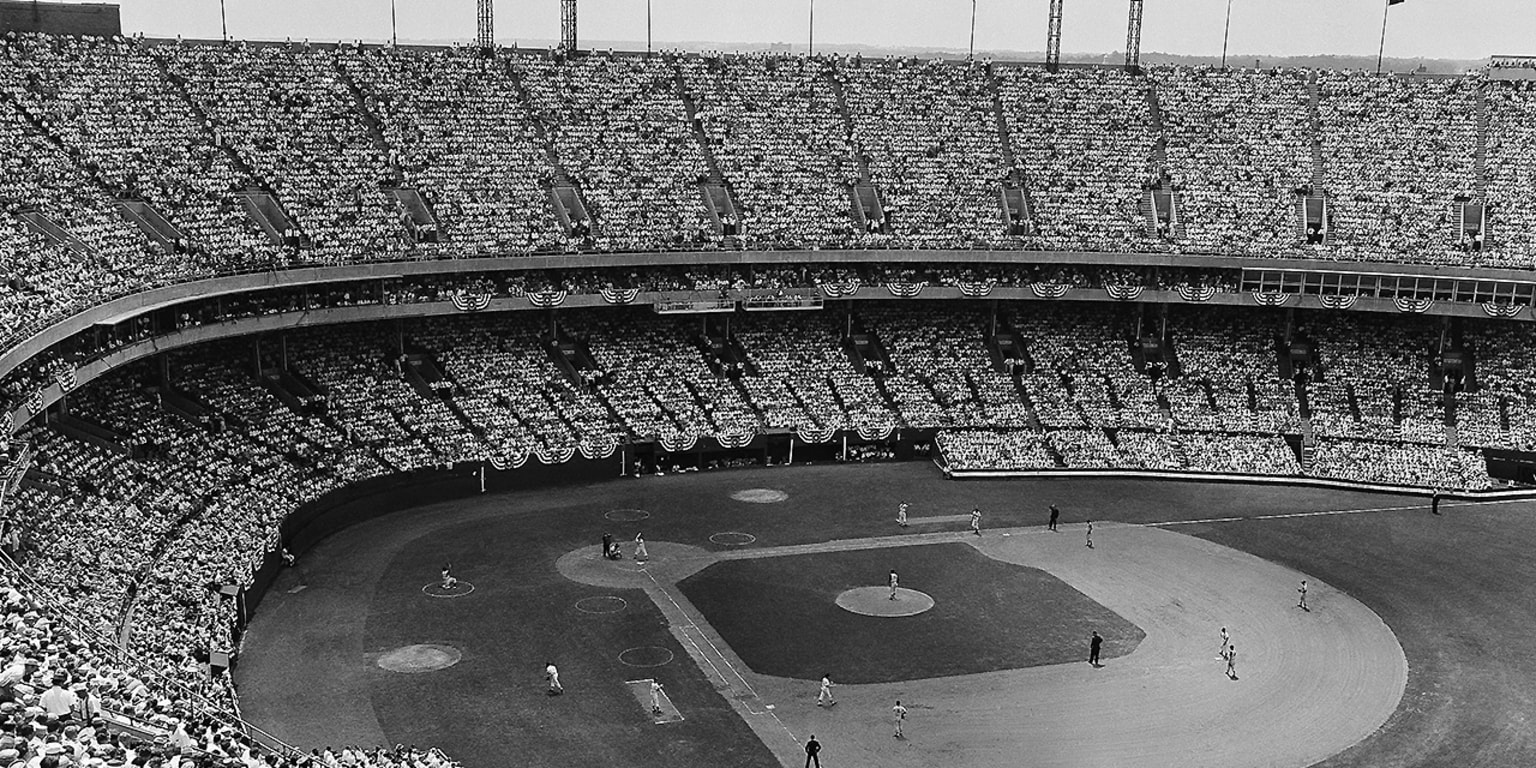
[943,465,1536,499]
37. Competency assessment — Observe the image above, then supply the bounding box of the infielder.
[1085,520,1094,548]
[650,680,665,714]
[896,502,909,528]
[970,506,982,536]
[817,674,836,707]
[1297,579,1309,611]
[1219,627,1230,660]
[888,569,899,600]
[892,700,908,738]
[1226,646,1238,679]
[545,662,563,695]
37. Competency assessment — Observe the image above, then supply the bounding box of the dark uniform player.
[804,735,822,768]
[1048,504,1060,531]
[1089,631,1103,666]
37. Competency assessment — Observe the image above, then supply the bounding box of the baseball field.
[234,463,1536,768]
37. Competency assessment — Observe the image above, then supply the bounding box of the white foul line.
[638,567,802,747]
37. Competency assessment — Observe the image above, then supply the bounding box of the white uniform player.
[896,502,909,527]
[545,663,563,694]
[888,570,899,600]
[816,674,836,707]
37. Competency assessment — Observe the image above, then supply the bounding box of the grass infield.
[677,543,1144,683]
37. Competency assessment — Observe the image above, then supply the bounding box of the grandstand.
[1,6,1536,768]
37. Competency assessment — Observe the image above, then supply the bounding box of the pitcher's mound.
[836,587,935,617]
[376,644,462,673]
[731,488,788,503]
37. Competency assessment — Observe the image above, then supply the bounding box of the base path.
[568,523,1408,768]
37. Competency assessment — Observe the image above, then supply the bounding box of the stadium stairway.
[331,59,397,175]
[113,200,187,253]
[672,65,744,236]
[985,62,1037,234]
[152,53,302,246]
[1474,82,1491,199]
[1306,72,1328,191]
[504,59,598,236]
[822,65,889,233]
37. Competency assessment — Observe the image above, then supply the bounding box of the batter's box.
[625,679,684,724]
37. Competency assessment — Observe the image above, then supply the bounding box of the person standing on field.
[817,674,836,707]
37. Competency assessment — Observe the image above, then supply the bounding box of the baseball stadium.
[0,1,1532,767]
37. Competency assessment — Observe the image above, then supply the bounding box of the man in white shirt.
[38,675,78,719]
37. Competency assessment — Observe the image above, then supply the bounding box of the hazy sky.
[117,0,1532,60]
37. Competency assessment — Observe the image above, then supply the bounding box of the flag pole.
[1220,0,1232,69]
[969,0,977,60]
[1376,1,1390,74]
[808,0,815,55]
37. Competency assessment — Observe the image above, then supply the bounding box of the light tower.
[1046,0,1063,70]
[561,0,578,53]
[1125,0,1144,69]
[476,0,494,49]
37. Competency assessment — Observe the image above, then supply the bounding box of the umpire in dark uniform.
[804,735,822,768]
[1048,504,1061,531]
[1089,631,1103,666]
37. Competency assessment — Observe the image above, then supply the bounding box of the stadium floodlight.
[1125,0,1143,69]
[1046,0,1063,69]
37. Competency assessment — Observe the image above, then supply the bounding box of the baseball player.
[545,662,563,695]
[650,680,665,714]
[816,674,836,707]
[892,700,908,738]
[1297,580,1309,611]
[970,506,982,536]
[1219,627,1230,660]
[888,569,899,600]
[896,502,909,528]
[634,532,649,562]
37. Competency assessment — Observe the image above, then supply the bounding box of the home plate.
[627,678,684,724]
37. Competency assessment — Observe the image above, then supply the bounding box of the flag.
[1387,0,1406,5]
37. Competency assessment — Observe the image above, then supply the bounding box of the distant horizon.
[113,32,1490,75]
[110,0,1532,64]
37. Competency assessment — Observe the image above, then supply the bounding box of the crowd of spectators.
[1152,67,1313,255]
[841,58,1010,248]
[0,38,1534,372]
[1311,438,1492,489]
[1316,72,1479,265]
